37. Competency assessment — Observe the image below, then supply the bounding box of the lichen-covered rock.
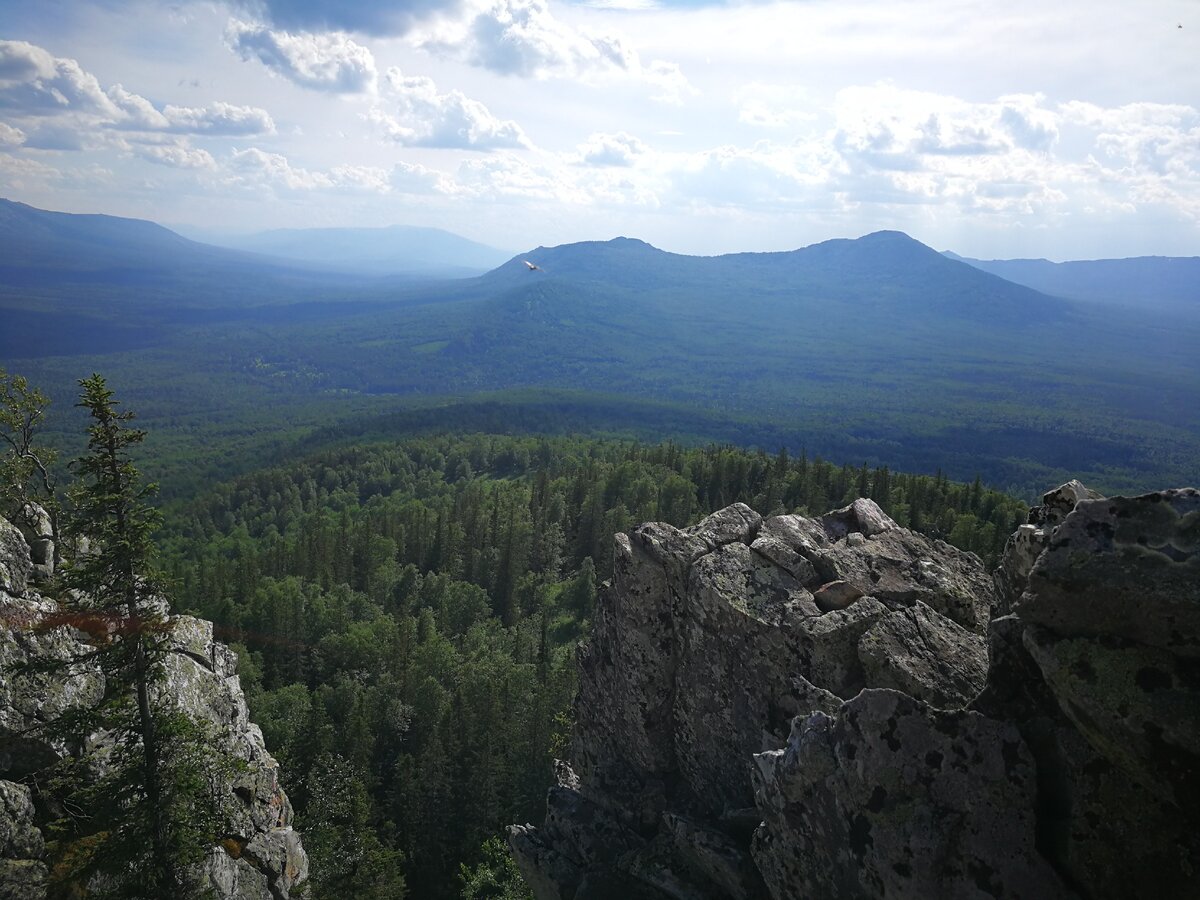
[980,484,1200,897]
[514,499,1002,899]
[0,593,103,775]
[516,484,1200,900]
[0,780,47,900]
[819,497,899,539]
[0,513,308,900]
[857,602,988,708]
[0,518,32,597]
[761,509,995,631]
[1016,489,1200,656]
[662,813,765,900]
[10,503,53,581]
[750,690,1068,899]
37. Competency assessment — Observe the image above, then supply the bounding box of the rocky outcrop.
[511,486,1200,899]
[0,511,308,899]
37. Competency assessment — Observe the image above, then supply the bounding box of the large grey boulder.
[975,486,1200,897]
[857,601,988,707]
[9,503,53,580]
[0,519,31,597]
[1016,488,1200,656]
[514,499,995,899]
[751,690,1068,899]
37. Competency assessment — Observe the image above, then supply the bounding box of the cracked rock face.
[511,485,1200,900]
[751,690,1064,899]
[0,516,308,900]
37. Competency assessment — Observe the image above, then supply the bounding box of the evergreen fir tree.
[46,375,235,897]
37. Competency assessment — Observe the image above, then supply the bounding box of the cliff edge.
[509,484,1199,898]
[0,510,308,900]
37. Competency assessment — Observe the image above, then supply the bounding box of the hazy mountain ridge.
[944,250,1200,313]
[490,230,1065,327]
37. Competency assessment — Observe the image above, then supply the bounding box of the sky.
[1,0,1197,259]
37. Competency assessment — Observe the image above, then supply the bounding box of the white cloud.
[642,59,693,105]
[391,160,453,194]
[369,67,530,150]
[455,153,586,202]
[229,146,335,189]
[669,141,840,211]
[161,101,275,136]
[227,21,378,94]
[135,142,217,169]
[0,39,274,144]
[417,0,615,77]
[107,84,171,129]
[0,40,118,117]
[20,121,94,151]
[1062,101,1200,175]
[0,153,64,192]
[228,147,399,193]
[0,122,25,148]
[575,131,646,166]
[416,0,692,100]
[227,0,465,37]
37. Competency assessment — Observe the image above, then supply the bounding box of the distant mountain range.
[488,231,1062,326]
[192,224,511,278]
[944,251,1200,313]
[3,198,1197,497]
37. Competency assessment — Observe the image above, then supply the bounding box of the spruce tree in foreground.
[48,374,233,897]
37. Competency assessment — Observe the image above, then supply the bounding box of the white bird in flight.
[524,260,541,271]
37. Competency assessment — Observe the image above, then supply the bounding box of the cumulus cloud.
[669,142,840,210]
[416,0,691,99]
[229,146,402,192]
[575,131,646,166]
[0,39,273,142]
[368,67,530,150]
[161,101,275,136]
[391,160,453,194]
[452,0,633,77]
[135,142,217,169]
[832,86,1059,166]
[107,84,171,129]
[227,21,378,93]
[455,152,585,202]
[20,122,93,151]
[1062,100,1200,175]
[227,0,464,37]
[0,122,25,148]
[0,153,65,192]
[0,40,118,116]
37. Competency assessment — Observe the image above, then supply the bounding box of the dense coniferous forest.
[160,433,1026,897]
